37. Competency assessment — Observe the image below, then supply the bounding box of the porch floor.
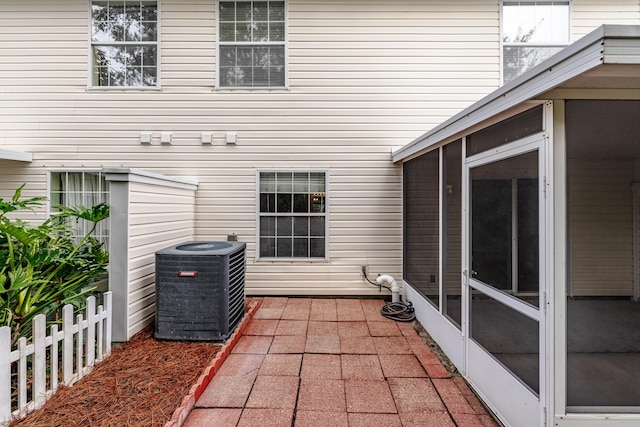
[181,297,500,427]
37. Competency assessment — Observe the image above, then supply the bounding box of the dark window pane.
[220,46,236,67]
[277,216,292,236]
[219,2,235,21]
[269,1,284,20]
[260,237,275,257]
[293,194,308,212]
[311,194,325,212]
[276,172,292,192]
[310,238,325,257]
[293,217,308,236]
[270,22,285,42]
[293,238,308,257]
[141,2,157,21]
[253,2,268,20]
[277,238,292,257]
[220,23,236,42]
[309,217,324,236]
[143,45,156,66]
[260,193,275,213]
[237,47,252,66]
[260,216,275,236]
[260,172,276,191]
[277,194,292,212]
[254,22,269,42]
[236,2,251,21]
[126,68,142,86]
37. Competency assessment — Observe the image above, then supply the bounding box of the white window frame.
[256,170,328,261]
[88,0,161,89]
[48,170,110,246]
[501,0,571,84]
[216,0,288,89]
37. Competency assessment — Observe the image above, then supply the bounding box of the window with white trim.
[502,1,570,83]
[90,1,158,87]
[218,1,286,88]
[50,171,110,246]
[258,172,326,259]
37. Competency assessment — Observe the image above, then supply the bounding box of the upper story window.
[502,1,570,83]
[218,1,286,88]
[258,172,327,259]
[91,1,158,87]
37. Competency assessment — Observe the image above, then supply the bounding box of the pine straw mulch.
[9,326,221,427]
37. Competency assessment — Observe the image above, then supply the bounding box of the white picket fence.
[0,291,112,425]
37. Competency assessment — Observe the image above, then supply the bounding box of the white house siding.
[568,159,634,296]
[1,0,635,296]
[572,0,640,40]
[0,0,502,296]
[127,182,197,335]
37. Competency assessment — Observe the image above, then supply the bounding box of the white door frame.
[463,131,548,427]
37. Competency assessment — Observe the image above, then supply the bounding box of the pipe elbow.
[376,274,401,302]
[376,275,397,288]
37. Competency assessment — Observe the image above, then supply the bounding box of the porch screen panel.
[444,140,462,328]
[470,150,540,306]
[565,99,640,410]
[470,288,540,394]
[466,105,543,157]
[403,149,440,308]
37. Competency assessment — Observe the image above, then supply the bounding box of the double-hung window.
[50,171,110,247]
[218,1,286,88]
[90,1,159,87]
[258,172,327,259]
[502,1,570,83]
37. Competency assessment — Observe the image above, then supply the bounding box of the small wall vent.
[154,241,246,341]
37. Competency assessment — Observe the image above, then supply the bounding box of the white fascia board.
[102,168,199,190]
[0,148,33,162]
[392,25,640,163]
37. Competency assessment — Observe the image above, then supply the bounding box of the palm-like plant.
[0,184,109,344]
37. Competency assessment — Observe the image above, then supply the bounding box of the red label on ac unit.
[178,271,197,277]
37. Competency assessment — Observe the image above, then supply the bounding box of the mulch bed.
[9,326,221,427]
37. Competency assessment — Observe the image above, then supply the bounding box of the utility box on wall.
[154,241,246,341]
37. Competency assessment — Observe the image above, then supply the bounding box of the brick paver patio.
[181,297,500,427]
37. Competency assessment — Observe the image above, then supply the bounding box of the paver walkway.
[182,297,499,427]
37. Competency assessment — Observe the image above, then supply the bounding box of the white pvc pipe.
[376,274,400,302]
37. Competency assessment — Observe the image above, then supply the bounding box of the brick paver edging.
[164,300,262,427]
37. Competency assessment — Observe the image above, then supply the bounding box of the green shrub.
[0,184,109,344]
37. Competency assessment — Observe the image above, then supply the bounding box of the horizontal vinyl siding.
[126,182,196,337]
[0,0,501,295]
[572,0,640,40]
[568,159,634,296]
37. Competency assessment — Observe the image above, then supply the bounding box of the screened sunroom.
[393,25,640,427]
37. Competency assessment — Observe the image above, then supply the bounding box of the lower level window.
[50,171,110,246]
[258,171,327,259]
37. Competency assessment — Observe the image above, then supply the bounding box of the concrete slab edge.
[164,299,262,427]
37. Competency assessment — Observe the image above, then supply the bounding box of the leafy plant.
[0,184,109,344]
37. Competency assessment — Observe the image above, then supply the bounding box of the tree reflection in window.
[91,1,158,87]
[219,1,286,88]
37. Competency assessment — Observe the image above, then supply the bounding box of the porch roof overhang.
[0,148,32,162]
[392,24,640,163]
